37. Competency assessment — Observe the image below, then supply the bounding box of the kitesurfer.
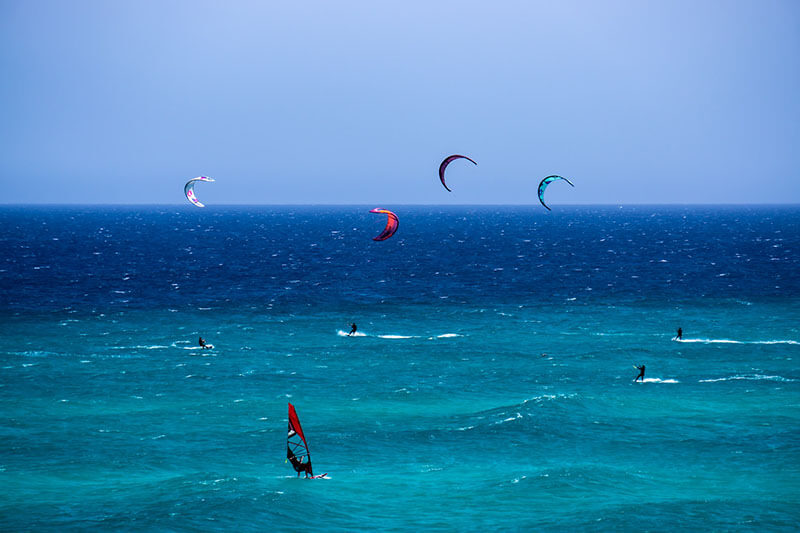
[198,336,208,349]
[674,327,683,340]
[348,323,357,336]
[634,364,646,382]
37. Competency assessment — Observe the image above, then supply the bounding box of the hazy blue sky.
[1,0,798,204]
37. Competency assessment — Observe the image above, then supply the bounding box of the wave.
[455,395,577,433]
[495,412,523,425]
[639,378,679,383]
[9,350,59,358]
[676,338,799,345]
[699,374,797,383]
[484,393,577,414]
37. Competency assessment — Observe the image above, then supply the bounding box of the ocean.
[1,205,798,531]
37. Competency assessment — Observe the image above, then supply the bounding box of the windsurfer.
[348,323,357,336]
[634,364,646,382]
[674,327,682,340]
[198,336,208,349]
[287,450,313,478]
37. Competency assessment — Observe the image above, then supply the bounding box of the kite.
[438,155,477,192]
[369,208,399,241]
[184,176,215,207]
[537,175,574,211]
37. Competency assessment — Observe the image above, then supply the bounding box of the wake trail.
[676,338,799,345]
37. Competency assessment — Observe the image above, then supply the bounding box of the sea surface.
[1,205,798,531]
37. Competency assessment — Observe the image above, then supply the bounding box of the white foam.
[496,412,523,424]
[676,338,799,345]
[337,330,366,337]
[336,329,415,338]
[111,345,169,350]
[699,374,796,383]
[436,333,462,338]
[640,378,679,383]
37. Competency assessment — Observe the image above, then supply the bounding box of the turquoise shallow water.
[1,206,799,530]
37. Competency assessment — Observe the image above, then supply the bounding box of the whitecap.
[336,330,366,337]
[496,412,523,424]
[677,338,799,345]
[112,345,169,350]
[699,374,796,383]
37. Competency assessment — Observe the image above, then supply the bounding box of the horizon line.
[1,202,799,207]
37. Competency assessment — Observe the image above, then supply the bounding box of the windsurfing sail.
[537,175,574,211]
[184,176,215,207]
[439,155,477,192]
[369,208,399,241]
[287,403,313,477]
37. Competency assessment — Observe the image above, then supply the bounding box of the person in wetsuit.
[287,448,313,478]
[675,327,683,340]
[348,323,357,336]
[634,364,646,382]
[198,336,208,349]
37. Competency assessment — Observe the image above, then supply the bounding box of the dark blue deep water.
[1,205,799,531]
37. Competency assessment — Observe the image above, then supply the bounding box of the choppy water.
[1,205,799,530]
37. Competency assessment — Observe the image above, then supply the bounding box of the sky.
[0,0,798,205]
